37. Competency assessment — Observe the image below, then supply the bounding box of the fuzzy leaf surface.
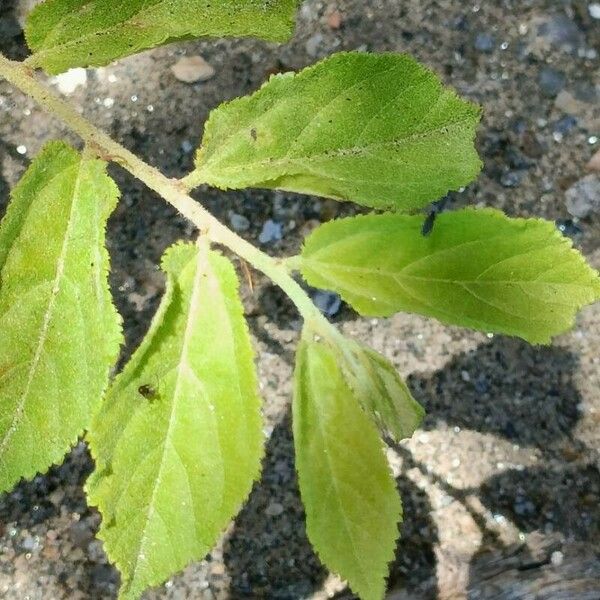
[86,242,263,600]
[26,0,299,74]
[299,208,600,344]
[293,333,402,600]
[0,141,121,492]
[191,52,481,210]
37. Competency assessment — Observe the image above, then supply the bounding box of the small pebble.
[259,220,283,244]
[171,56,215,84]
[538,67,566,98]
[589,3,600,19]
[474,32,495,53]
[51,68,87,95]
[265,502,285,517]
[305,33,324,58]
[565,175,600,218]
[312,290,342,317]
[180,140,194,154]
[500,170,525,188]
[326,10,343,29]
[551,550,564,566]
[586,149,600,172]
[229,212,251,232]
[537,16,584,53]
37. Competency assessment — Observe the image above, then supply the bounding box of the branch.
[0,53,330,333]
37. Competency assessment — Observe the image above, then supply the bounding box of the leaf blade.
[26,0,300,74]
[299,208,600,344]
[86,242,263,600]
[0,141,122,491]
[293,333,402,600]
[191,52,482,210]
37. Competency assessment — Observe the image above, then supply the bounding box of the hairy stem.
[0,53,331,333]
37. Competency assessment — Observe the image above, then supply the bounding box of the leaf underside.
[25,0,300,74]
[0,141,122,492]
[340,340,424,442]
[293,334,402,600]
[86,242,264,600]
[192,52,482,211]
[299,208,600,344]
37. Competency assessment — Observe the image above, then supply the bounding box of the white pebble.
[51,68,87,95]
[171,55,215,84]
[589,3,600,19]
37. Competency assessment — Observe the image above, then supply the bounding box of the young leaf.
[189,52,482,211]
[86,242,264,600]
[339,341,424,442]
[299,208,600,344]
[0,141,122,492]
[294,333,402,600]
[25,0,300,74]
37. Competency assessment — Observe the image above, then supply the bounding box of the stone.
[589,3,600,19]
[536,15,585,54]
[258,220,283,244]
[500,170,525,188]
[229,212,251,232]
[265,502,285,517]
[538,67,566,98]
[171,56,215,84]
[474,33,495,53]
[312,290,342,317]
[51,68,88,95]
[586,149,600,173]
[305,33,324,58]
[565,175,600,218]
[326,9,343,30]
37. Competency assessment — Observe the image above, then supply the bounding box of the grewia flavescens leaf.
[0,141,122,492]
[299,208,600,344]
[86,241,263,600]
[189,52,482,211]
[25,0,300,74]
[294,332,402,600]
[330,337,425,441]
[336,338,424,442]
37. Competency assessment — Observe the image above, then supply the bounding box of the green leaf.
[86,241,264,600]
[339,341,424,442]
[0,141,122,492]
[299,208,600,344]
[25,0,300,74]
[190,52,482,210]
[294,332,402,600]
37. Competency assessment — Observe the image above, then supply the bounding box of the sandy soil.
[0,1,599,599]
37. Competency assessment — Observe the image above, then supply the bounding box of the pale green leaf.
[0,141,122,492]
[25,0,300,74]
[299,208,600,344]
[293,332,402,600]
[86,241,264,600]
[190,52,482,210]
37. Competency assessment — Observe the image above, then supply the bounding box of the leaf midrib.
[201,115,476,177]
[302,256,588,291]
[125,248,210,595]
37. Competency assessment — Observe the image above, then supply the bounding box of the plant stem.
[0,53,331,333]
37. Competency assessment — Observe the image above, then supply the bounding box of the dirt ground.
[0,1,599,599]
